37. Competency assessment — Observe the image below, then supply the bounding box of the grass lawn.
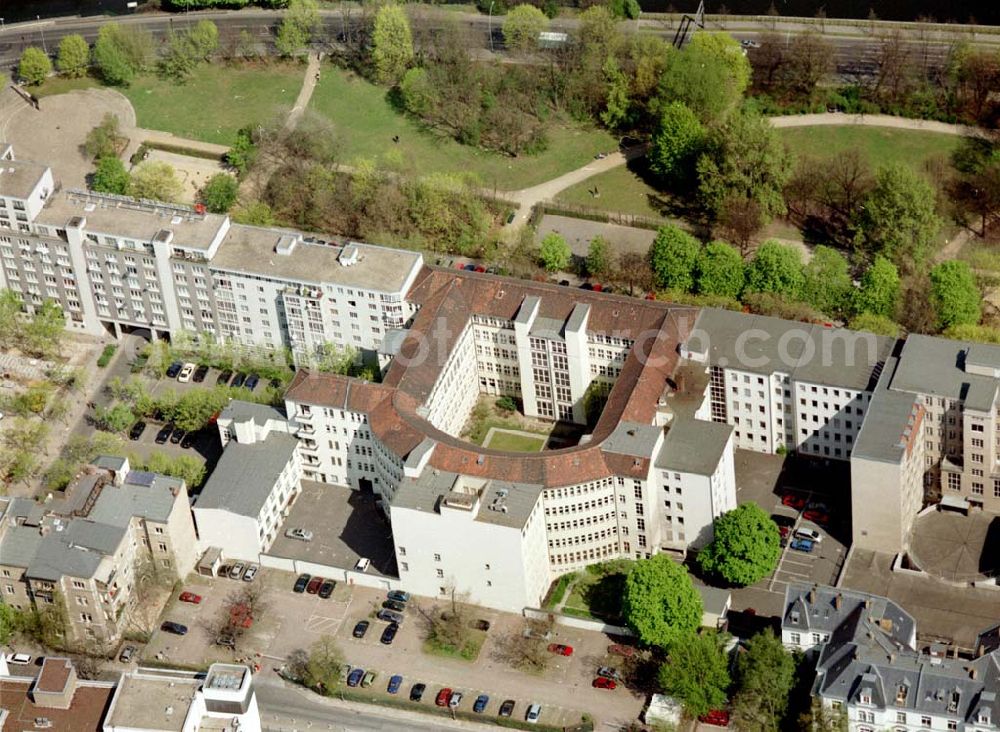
[778,125,960,171]
[308,66,618,191]
[482,429,547,452]
[121,62,305,146]
[32,74,103,98]
[422,631,486,662]
[560,560,632,622]
[556,164,674,221]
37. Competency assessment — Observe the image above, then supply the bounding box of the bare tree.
[782,32,834,99]
[718,196,766,256]
[491,618,552,671]
[615,251,654,296]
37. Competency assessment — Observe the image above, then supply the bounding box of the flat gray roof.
[391,471,543,530]
[220,400,285,426]
[691,309,894,391]
[656,418,732,475]
[891,333,1000,407]
[106,672,200,731]
[0,524,43,569]
[211,225,422,293]
[601,422,662,458]
[854,357,923,463]
[195,432,298,517]
[27,521,125,582]
[0,159,47,199]
[36,190,228,250]
[87,475,180,526]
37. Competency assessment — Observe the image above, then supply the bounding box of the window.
[947,721,957,731]
[400,562,408,572]
[433,553,441,562]
[896,713,906,724]
[436,569,444,578]
[921,717,931,728]
[398,546,406,556]
[790,632,801,644]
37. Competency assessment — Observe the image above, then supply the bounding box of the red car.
[306,577,324,594]
[781,494,807,510]
[435,688,452,707]
[608,644,635,658]
[803,509,830,525]
[699,710,731,727]
[778,525,791,539]
[454,262,465,270]
[179,591,202,604]
[592,677,617,690]
[547,643,573,656]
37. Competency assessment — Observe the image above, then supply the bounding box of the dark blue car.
[790,537,815,553]
[245,374,260,390]
[347,668,365,687]
[473,694,490,713]
[387,674,403,694]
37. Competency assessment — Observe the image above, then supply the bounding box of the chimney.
[890,653,896,664]
[834,594,842,610]
[808,589,816,605]
[970,667,977,680]
[864,598,871,609]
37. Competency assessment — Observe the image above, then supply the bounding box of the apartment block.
[0,457,197,646]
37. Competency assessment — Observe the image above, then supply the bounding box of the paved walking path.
[769,112,982,137]
[284,52,322,132]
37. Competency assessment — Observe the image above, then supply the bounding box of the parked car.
[285,527,313,542]
[608,644,634,658]
[377,609,404,625]
[155,424,173,444]
[180,432,196,449]
[293,573,311,593]
[739,39,759,48]
[216,370,232,385]
[593,677,617,690]
[354,557,371,572]
[177,363,196,383]
[382,599,406,612]
[473,694,490,713]
[166,361,183,378]
[242,564,259,582]
[499,699,516,717]
[169,427,185,445]
[119,645,137,663]
[782,493,807,510]
[547,643,573,656]
[346,668,364,687]
[179,591,202,604]
[216,635,236,649]
[596,666,621,680]
[6,653,31,665]
[306,576,323,594]
[806,500,829,512]
[318,579,336,598]
[387,590,410,603]
[228,563,245,580]
[339,664,352,682]
[387,674,403,694]
[192,365,209,383]
[526,703,542,723]
[803,509,830,525]
[361,671,376,688]
[352,620,370,638]
[409,682,426,702]
[436,688,453,707]
[449,691,463,709]
[790,537,815,553]
[244,374,260,391]
[128,421,147,441]
[700,710,731,727]
[231,373,246,388]
[380,622,399,645]
[160,621,188,635]
[794,527,822,542]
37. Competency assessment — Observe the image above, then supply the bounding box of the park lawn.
[32,74,103,98]
[556,164,674,220]
[308,66,618,191]
[483,430,547,452]
[121,62,305,146]
[778,125,960,171]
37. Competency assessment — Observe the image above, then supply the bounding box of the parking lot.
[267,481,397,576]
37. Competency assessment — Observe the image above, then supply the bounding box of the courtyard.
[909,508,999,583]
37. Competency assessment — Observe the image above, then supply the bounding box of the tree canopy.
[56,35,90,78]
[538,232,571,272]
[854,255,900,319]
[930,261,981,330]
[802,246,853,318]
[694,240,745,298]
[275,0,321,57]
[91,156,130,195]
[731,630,796,732]
[18,48,51,86]
[372,3,414,85]
[658,631,731,718]
[649,225,701,291]
[199,174,239,213]
[650,102,706,185]
[744,240,804,298]
[130,161,183,203]
[502,5,548,54]
[93,23,152,86]
[586,236,612,279]
[622,554,703,649]
[661,34,748,125]
[697,503,781,586]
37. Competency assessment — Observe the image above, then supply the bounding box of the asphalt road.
[0,8,989,77]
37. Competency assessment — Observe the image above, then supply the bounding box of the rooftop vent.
[84,203,96,212]
[170,215,183,225]
[275,234,298,256]
[339,244,359,266]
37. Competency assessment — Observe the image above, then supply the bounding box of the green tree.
[854,163,941,269]
[622,554,702,649]
[93,23,152,86]
[930,261,981,330]
[94,403,135,433]
[847,312,902,337]
[160,31,199,81]
[56,34,90,77]
[130,161,183,203]
[371,3,414,85]
[658,631,731,718]
[694,240,745,298]
[586,236,612,279]
[601,57,631,129]
[18,47,52,85]
[0,289,23,348]
[650,101,705,184]
[607,0,641,19]
[399,67,435,117]
[538,232,571,272]
[187,20,220,60]
[649,225,701,292]
[232,201,275,226]
[199,173,239,213]
[226,126,258,177]
[854,255,900,318]
[688,31,752,97]
[697,108,792,222]
[301,635,345,695]
[275,0,320,57]
[802,246,853,317]
[697,504,781,586]
[731,630,796,732]
[502,4,548,54]
[25,299,65,358]
[660,35,747,125]
[84,113,125,160]
[744,240,804,298]
[91,156,130,195]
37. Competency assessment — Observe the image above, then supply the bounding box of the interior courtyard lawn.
[777,125,961,171]
[482,428,547,452]
[307,66,618,191]
[120,62,305,146]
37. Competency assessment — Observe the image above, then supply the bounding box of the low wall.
[523,607,635,637]
[260,553,396,591]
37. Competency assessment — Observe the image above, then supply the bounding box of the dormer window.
[791,611,800,623]
[897,685,909,704]
[977,710,990,725]
[860,692,872,705]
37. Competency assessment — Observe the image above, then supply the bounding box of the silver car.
[243,564,259,582]
[228,562,245,580]
[285,528,314,542]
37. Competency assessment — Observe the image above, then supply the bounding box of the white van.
[7,653,32,665]
[354,557,371,572]
[794,527,822,543]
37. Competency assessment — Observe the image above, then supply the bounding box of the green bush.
[543,572,576,609]
[97,343,117,367]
